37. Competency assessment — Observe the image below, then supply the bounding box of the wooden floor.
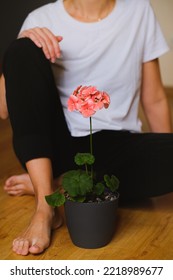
[0,90,173,260]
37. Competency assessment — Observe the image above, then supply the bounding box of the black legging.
[3,38,173,200]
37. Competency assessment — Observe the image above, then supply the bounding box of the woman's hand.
[18,27,63,63]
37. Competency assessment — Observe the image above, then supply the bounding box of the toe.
[13,239,30,255]
[5,176,16,187]
[21,240,30,256]
[29,244,45,255]
[16,240,25,255]
[12,239,19,253]
[7,185,24,196]
[12,239,22,254]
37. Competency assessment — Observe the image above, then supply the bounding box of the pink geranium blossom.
[67,85,110,117]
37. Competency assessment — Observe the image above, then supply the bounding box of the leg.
[116,132,173,199]
[91,130,173,200]
[12,158,62,255]
[3,38,70,255]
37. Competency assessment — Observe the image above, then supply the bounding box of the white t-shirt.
[20,0,169,136]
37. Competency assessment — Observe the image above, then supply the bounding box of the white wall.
[150,0,173,87]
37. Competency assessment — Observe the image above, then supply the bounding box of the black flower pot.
[64,193,119,249]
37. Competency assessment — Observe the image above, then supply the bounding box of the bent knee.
[3,38,44,70]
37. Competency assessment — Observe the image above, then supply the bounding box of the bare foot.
[12,206,63,255]
[4,174,34,196]
[4,173,62,196]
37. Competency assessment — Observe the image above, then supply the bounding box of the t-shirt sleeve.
[18,14,40,36]
[142,1,170,63]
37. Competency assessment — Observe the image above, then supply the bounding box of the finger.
[19,28,62,62]
[33,28,58,62]
[42,28,63,60]
[19,29,52,60]
[18,30,42,48]
[57,36,63,42]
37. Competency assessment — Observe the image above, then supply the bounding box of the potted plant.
[46,85,120,249]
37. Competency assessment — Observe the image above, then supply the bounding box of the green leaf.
[45,190,66,207]
[62,170,93,197]
[94,182,105,196]
[70,196,86,202]
[74,153,95,166]
[104,175,120,192]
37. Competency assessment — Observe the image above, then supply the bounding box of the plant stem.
[90,117,94,181]
[90,117,93,155]
[85,163,88,175]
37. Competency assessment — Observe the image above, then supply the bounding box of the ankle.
[36,203,54,216]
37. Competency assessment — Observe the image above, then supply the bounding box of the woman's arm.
[0,27,63,120]
[18,27,63,63]
[0,74,8,119]
[140,58,172,132]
